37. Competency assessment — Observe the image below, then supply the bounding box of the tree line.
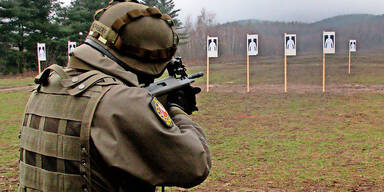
[0,0,182,74]
[1,0,383,75]
[178,12,384,64]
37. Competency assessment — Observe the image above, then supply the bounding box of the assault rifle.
[145,57,203,97]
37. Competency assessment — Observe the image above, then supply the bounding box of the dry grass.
[2,54,384,191]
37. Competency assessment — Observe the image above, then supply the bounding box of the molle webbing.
[110,7,164,32]
[35,64,69,86]
[89,7,178,62]
[19,66,120,192]
[118,43,177,62]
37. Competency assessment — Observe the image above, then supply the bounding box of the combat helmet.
[86,0,179,77]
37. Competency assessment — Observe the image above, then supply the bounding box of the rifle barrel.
[188,72,204,79]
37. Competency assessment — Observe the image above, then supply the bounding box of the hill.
[179,14,384,60]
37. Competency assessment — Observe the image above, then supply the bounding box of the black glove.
[167,86,201,115]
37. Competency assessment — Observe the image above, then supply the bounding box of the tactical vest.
[19,65,122,192]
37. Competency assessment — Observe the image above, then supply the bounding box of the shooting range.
[67,41,77,63]
[349,40,357,74]
[36,43,46,74]
[68,41,77,55]
[322,31,336,92]
[5,1,384,190]
[207,36,218,92]
[246,34,259,92]
[284,33,296,93]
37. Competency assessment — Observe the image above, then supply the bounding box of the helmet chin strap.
[85,38,158,86]
[137,74,155,87]
[85,38,132,72]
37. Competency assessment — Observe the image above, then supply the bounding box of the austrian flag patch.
[151,97,173,128]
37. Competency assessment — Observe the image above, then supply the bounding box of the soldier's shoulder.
[106,85,151,99]
[101,84,152,106]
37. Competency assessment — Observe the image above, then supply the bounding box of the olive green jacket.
[70,44,211,191]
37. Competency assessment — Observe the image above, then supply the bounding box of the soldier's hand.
[167,86,201,115]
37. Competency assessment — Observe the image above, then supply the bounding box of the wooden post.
[348,50,351,74]
[206,35,210,92]
[247,46,250,93]
[67,41,70,64]
[206,55,210,92]
[38,59,41,74]
[284,55,287,93]
[37,43,41,74]
[323,53,326,93]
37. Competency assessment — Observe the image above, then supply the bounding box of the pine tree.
[156,0,181,28]
[140,0,188,45]
[140,0,157,7]
[64,0,109,42]
[0,0,62,73]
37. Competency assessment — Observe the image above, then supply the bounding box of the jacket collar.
[68,44,139,87]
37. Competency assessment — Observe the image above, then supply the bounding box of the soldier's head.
[86,1,179,83]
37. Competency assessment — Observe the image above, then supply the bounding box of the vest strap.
[61,70,100,88]
[35,64,68,86]
[79,86,113,191]
[21,126,81,161]
[67,73,113,96]
[19,162,82,192]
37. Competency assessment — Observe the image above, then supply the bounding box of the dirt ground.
[0,85,35,92]
[2,55,384,191]
[201,83,384,95]
[2,83,383,95]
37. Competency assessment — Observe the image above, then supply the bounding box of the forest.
[0,0,182,74]
[1,0,384,74]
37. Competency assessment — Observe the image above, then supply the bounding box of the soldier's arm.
[91,85,211,188]
[168,106,211,165]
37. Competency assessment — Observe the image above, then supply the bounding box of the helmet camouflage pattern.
[87,1,179,76]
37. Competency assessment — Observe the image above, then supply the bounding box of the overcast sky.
[62,0,384,23]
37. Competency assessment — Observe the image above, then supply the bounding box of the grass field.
[0,77,33,89]
[189,54,384,89]
[0,91,29,191]
[1,55,384,191]
[193,92,384,191]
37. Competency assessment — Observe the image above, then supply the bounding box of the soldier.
[18,1,211,192]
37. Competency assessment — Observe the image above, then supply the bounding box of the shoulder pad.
[35,64,68,86]
[62,70,122,96]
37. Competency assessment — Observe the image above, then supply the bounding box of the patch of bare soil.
[0,161,18,191]
[3,83,383,95]
[200,83,384,95]
[0,71,36,79]
[0,85,34,92]
[349,179,377,192]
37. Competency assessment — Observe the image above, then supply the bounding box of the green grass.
[0,91,29,191]
[190,92,384,191]
[2,55,384,191]
[188,54,384,86]
[0,77,34,88]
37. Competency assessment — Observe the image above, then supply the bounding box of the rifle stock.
[145,72,204,97]
[145,57,203,97]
